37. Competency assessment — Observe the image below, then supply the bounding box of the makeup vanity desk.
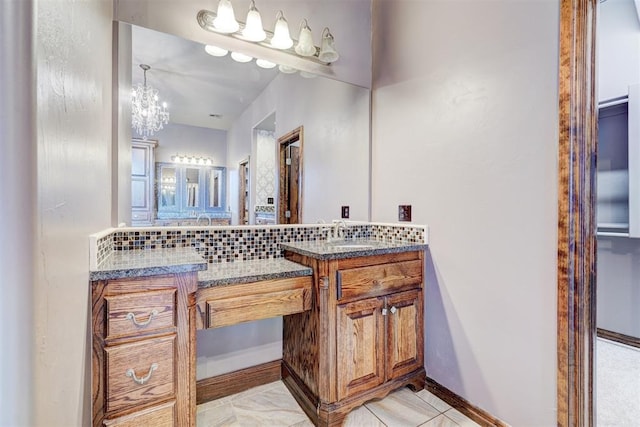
[90,234,426,427]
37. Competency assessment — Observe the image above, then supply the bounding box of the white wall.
[371,1,559,425]
[598,0,640,102]
[153,122,227,165]
[0,1,36,424]
[226,73,371,225]
[597,0,640,338]
[34,0,114,425]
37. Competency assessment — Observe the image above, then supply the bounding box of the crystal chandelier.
[131,64,169,140]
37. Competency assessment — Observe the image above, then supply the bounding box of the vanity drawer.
[105,335,175,414]
[336,260,423,302]
[103,400,175,427]
[105,289,176,340]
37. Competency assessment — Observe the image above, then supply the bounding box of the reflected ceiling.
[131,25,278,131]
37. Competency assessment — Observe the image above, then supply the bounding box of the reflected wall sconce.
[171,154,214,166]
[197,0,339,71]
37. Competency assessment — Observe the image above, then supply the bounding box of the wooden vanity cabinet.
[282,251,425,426]
[92,272,198,427]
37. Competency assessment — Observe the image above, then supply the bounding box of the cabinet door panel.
[336,297,385,400]
[385,289,423,380]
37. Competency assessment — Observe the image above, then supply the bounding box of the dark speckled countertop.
[89,248,208,281]
[198,258,313,288]
[280,239,427,260]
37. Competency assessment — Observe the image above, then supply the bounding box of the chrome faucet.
[330,220,347,241]
[196,213,212,226]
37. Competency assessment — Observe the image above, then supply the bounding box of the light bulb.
[278,64,297,74]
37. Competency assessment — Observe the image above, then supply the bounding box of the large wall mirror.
[116,0,371,226]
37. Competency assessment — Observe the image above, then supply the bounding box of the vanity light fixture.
[131,64,170,140]
[196,1,339,70]
[172,155,214,166]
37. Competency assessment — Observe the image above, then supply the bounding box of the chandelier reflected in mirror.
[131,64,170,140]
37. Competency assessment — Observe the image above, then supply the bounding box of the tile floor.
[197,381,481,427]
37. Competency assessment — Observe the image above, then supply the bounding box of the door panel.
[336,297,385,400]
[385,289,423,380]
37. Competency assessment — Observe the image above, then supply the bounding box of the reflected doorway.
[278,126,303,224]
[238,158,250,225]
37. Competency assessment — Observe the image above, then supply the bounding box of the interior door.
[278,127,303,224]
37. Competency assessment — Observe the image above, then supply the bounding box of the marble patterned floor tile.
[419,414,460,427]
[231,380,310,426]
[365,387,441,427]
[343,406,386,427]
[443,409,481,427]
[415,389,452,413]
[229,380,283,402]
[197,401,237,426]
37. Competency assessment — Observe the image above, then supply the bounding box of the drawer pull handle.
[125,363,158,385]
[373,279,382,287]
[382,308,388,316]
[390,306,397,315]
[126,309,158,327]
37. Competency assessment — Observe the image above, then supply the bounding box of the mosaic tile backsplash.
[93,222,426,267]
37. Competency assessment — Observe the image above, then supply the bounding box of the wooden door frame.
[278,126,304,224]
[557,0,598,425]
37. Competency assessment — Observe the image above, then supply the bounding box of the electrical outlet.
[398,205,412,222]
[341,206,350,219]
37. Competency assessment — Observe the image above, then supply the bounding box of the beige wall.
[371,0,559,424]
[34,0,114,425]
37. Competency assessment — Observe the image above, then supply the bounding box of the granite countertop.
[280,239,428,260]
[198,258,313,288]
[90,248,208,281]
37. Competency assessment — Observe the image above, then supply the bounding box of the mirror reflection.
[126,23,370,226]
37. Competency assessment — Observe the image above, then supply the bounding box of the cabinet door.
[336,297,385,400]
[385,289,423,381]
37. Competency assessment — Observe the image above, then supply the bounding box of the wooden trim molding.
[597,328,640,349]
[196,360,282,405]
[557,0,598,425]
[425,377,508,427]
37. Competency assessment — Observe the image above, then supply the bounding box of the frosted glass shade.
[205,45,228,57]
[295,20,316,57]
[256,59,276,69]
[213,0,239,33]
[318,27,339,63]
[231,52,253,63]
[271,11,293,49]
[242,2,266,42]
[278,64,297,74]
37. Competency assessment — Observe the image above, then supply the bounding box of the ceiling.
[131,24,278,131]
